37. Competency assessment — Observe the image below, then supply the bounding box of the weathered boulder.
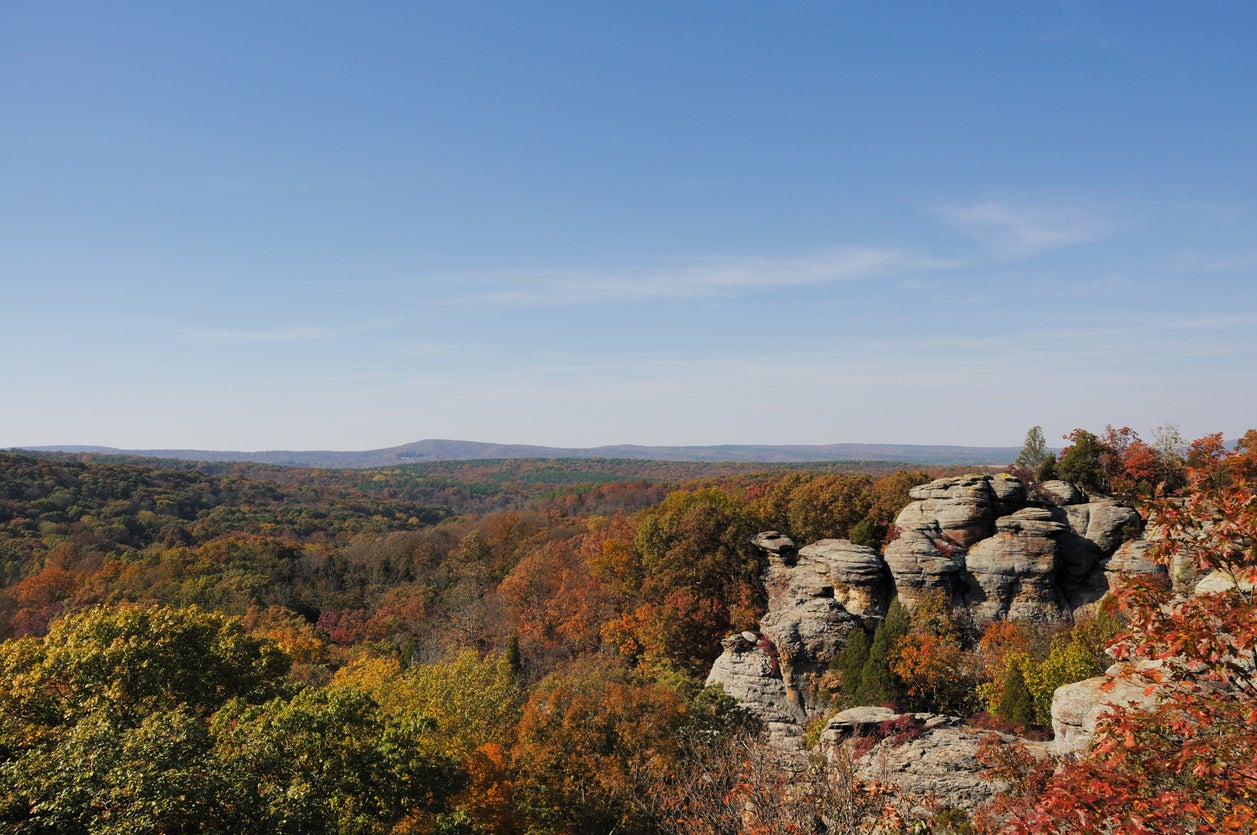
[1037,480,1085,506]
[1195,569,1257,595]
[705,634,804,735]
[1051,666,1159,756]
[883,525,967,608]
[963,508,1069,623]
[821,709,1016,812]
[758,538,880,713]
[896,475,1003,547]
[1102,538,1166,591]
[820,705,900,735]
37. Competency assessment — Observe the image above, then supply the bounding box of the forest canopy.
[1,430,1253,833]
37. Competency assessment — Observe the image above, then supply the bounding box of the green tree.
[832,626,871,705]
[212,686,462,834]
[1035,452,1058,482]
[1025,634,1103,725]
[1015,426,1048,471]
[997,663,1036,728]
[1057,429,1108,493]
[0,605,461,834]
[854,599,909,707]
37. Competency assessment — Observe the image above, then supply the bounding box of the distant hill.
[19,439,1020,468]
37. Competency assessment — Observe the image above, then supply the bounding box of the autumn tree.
[976,614,1115,727]
[1008,430,1257,832]
[0,605,462,834]
[498,533,607,674]
[890,591,977,715]
[784,473,874,545]
[610,489,765,673]
[331,649,523,833]
[511,655,692,834]
[211,685,464,834]
[974,618,1036,709]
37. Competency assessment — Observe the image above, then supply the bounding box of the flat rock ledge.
[819,708,1014,812]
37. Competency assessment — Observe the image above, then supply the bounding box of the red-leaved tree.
[1006,430,1257,833]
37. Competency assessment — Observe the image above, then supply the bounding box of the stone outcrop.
[820,708,1019,811]
[791,538,890,618]
[705,632,804,747]
[963,507,1069,622]
[1050,665,1160,755]
[712,476,1151,742]
[710,533,887,719]
[708,474,1156,807]
[888,473,1145,624]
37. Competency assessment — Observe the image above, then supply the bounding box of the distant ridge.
[20,439,1019,468]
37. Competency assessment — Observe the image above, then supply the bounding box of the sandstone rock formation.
[708,473,1158,811]
[963,507,1069,623]
[820,707,1018,812]
[892,474,1012,548]
[705,632,804,747]
[888,473,1144,623]
[881,525,968,609]
[710,533,887,721]
[1050,664,1159,755]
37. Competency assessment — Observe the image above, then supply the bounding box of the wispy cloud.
[177,318,397,345]
[465,247,954,305]
[180,325,338,345]
[938,199,1115,257]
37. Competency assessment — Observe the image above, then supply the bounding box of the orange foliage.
[1006,430,1257,832]
[499,536,606,667]
[512,655,687,832]
[7,566,76,636]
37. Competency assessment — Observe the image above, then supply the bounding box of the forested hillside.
[1,430,1254,833]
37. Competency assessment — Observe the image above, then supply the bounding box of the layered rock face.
[819,707,1022,812]
[709,477,1155,730]
[705,632,804,746]
[887,474,1150,623]
[707,474,1158,778]
[759,538,885,698]
[963,507,1069,622]
[714,533,888,725]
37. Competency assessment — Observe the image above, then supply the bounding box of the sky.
[2,2,1255,451]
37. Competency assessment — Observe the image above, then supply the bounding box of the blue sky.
[3,2,1255,450]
